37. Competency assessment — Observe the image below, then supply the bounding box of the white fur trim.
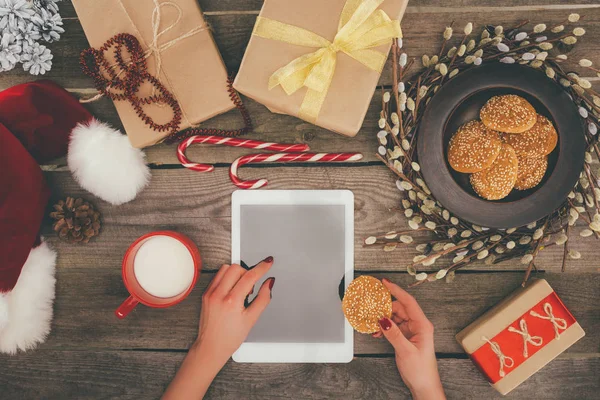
[68,119,151,205]
[0,241,57,354]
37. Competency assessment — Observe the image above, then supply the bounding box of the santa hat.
[0,80,149,354]
[0,80,150,205]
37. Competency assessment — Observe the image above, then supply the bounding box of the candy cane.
[177,135,310,172]
[230,152,364,189]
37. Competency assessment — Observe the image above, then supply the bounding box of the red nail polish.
[268,278,275,299]
[264,256,274,263]
[379,318,392,331]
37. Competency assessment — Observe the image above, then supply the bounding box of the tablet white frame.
[231,190,354,363]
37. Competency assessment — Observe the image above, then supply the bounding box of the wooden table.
[1,1,599,399]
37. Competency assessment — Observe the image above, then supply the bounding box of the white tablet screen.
[241,204,346,343]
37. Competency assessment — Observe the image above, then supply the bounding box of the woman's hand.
[195,257,275,365]
[163,257,275,400]
[374,278,445,400]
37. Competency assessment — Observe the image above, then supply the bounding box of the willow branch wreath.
[366,14,599,287]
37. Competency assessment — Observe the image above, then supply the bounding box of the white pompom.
[68,119,150,205]
[0,295,8,331]
[0,241,57,354]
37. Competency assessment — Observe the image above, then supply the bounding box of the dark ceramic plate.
[417,63,585,229]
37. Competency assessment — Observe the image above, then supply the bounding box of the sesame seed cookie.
[480,95,537,134]
[515,156,548,190]
[470,143,519,200]
[501,114,558,158]
[342,275,392,334]
[447,120,502,173]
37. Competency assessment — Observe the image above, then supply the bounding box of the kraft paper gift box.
[72,0,235,148]
[234,0,409,137]
[456,279,585,396]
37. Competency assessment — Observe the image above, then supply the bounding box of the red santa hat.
[0,80,149,354]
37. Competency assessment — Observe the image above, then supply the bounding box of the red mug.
[115,231,202,319]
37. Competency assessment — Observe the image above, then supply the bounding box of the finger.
[382,278,429,323]
[391,301,409,321]
[245,277,275,324]
[231,256,274,301]
[390,305,414,335]
[204,264,231,296]
[379,317,414,356]
[396,320,414,338]
[213,264,246,297]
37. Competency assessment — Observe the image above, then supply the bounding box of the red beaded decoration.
[80,33,253,142]
[80,33,182,135]
[163,75,253,144]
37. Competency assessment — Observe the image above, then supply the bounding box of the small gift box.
[234,0,408,137]
[456,279,585,395]
[72,0,235,148]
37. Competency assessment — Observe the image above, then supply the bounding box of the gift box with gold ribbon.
[234,0,408,137]
[72,0,235,148]
[456,279,585,395]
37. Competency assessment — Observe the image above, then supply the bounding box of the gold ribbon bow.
[253,0,402,123]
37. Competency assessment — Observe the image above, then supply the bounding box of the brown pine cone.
[50,197,101,244]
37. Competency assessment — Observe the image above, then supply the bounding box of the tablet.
[231,190,354,363]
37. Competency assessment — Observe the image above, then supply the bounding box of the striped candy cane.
[230,152,364,189]
[177,135,310,172]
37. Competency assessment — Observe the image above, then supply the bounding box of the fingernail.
[268,277,275,299]
[379,317,392,331]
[381,278,390,284]
[264,256,274,263]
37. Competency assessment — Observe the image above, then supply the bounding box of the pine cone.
[50,197,101,244]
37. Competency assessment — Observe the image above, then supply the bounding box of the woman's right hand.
[194,257,275,367]
[374,278,446,400]
[163,257,275,400]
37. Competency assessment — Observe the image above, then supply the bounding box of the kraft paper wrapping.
[72,0,234,148]
[456,279,585,395]
[233,0,408,137]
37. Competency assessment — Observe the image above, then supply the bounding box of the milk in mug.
[133,235,195,298]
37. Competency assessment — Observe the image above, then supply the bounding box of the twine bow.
[145,0,207,85]
[508,319,543,357]
[253,0,402,123]
[482,336,514,378]
[530,303,568,340]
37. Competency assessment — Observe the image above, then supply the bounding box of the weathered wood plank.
[43,168,600,273]
[40,78,600,168]
[31,266,599,354]
[65,79,600,167]
[0,349,597,399]
[58,1,600,17]
[0,9,598,89]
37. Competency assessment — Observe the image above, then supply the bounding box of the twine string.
[482,336,514,378]
[507,319,543,358]
[147,0,207,88]
[530,303,568,340]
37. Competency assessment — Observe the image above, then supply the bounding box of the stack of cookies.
[447,95,558,200]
